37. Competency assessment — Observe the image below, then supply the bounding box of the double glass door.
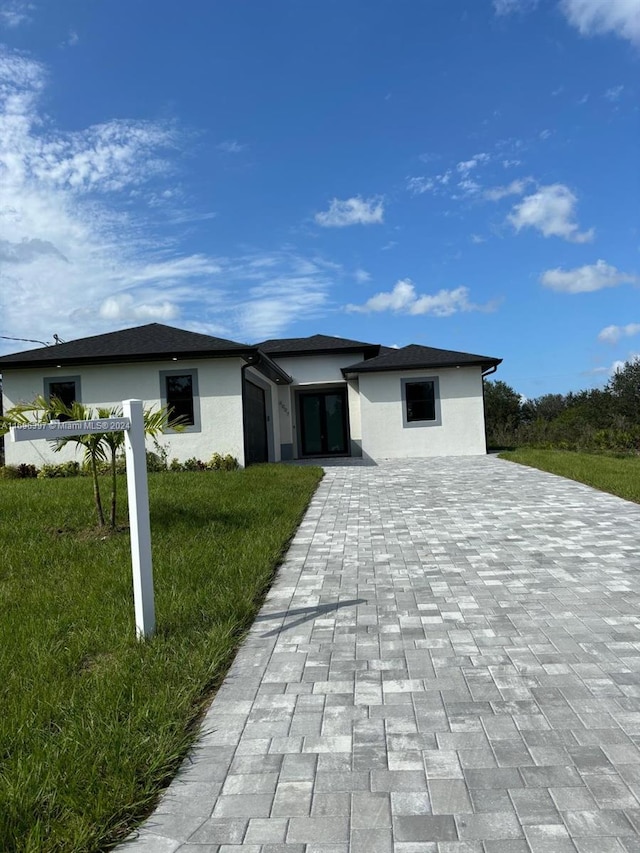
[299,390,348,457]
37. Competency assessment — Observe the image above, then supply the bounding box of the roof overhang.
[0,348,258,371]
[243,352,293,385]
[342,357,503,379]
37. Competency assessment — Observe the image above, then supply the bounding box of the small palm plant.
[0,397,183,529]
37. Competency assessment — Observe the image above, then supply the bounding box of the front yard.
[0,465,322,852]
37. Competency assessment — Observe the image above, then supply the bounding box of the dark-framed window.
[160,369,200,432]
[44,376,81,421]
[402,377,441,427]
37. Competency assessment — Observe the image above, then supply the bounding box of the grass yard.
[499,447,640,504]
[0,464,322,853]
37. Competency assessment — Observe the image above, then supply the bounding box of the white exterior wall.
[2,358,246,467]
[277,386,293,447]
[359,366,487,459]
[273,353,365,385]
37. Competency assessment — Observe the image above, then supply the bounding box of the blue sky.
[0,0,638,398]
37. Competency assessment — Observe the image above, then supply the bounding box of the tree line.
[484,357,640,454]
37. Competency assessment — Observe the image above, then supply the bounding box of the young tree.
[0,397,181,529]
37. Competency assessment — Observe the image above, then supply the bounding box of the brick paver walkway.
[121,456,640,852]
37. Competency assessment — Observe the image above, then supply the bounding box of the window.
[160,369,200,432]
[44,376,81,421]
[402,377,441,428]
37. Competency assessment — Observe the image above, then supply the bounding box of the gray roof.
[0,323,253,369]
[258,334,379,358]
[343,344,502,375]
[0,324,501,378]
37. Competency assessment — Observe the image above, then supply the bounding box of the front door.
[244,380,269,465]
[299,389,349,457]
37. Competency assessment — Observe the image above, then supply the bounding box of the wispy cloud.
[508,184,594,242]
[484,177,533,201]
[598,323,640,344]
[604,84,625,102]
[315,196,384,227]
[560,0,640,47]
[346,279,497,317]
[0,0,34,28]
[541,260,638,293]
[217,139,246,154]
[589,354,640,376]
[0,47,340,349]
[495,0,640,46]
[354,268,371,283]
[493,0,539,15]
[60,30,79,48]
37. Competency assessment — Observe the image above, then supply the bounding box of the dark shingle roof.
[257,334,379,358]
[0,323,254,369]
[343,344,502,375]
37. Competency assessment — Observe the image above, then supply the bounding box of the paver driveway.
[122,456,640,852]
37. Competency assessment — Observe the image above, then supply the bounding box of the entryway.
[298,388,349,457]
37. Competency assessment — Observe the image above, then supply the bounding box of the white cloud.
[315,196,384,227]
[560,0,640,46]
[493,0,539,14]
[456,153,490,176]
[354,268,371,283]
[508,183,594,242]
[471,234,486,244]
[484,177,532,201]
[406,171,451,195]
[0,1,34,28]
[604,84,625,101]
[217,139,246,154]
[590,353,640,376]
[0,48,340,348]
[495,0,640,46]
[61,30,79,48]
[598,323,640,343]
[541,260,639,293]
[99,295,180,322]
[347,279,495,317]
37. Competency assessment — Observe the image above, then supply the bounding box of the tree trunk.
[90,453,106,527]
[110,447,117,529]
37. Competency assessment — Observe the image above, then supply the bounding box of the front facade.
[0,324,501,467]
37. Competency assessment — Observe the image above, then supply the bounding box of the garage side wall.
[2,358,246,468]
[358,366,487,459]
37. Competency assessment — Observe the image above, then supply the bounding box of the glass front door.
[299,389,348,457]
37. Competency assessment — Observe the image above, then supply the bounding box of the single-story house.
[0,323,501,467]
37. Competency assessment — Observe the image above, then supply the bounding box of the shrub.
[208,453,239,471]
[182,457,208,471]
[38,461,82,479]
[0,465,22,480]
[167,454,240,472]
[145,450,167,472]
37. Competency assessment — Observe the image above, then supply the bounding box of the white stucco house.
[0,323,501,467]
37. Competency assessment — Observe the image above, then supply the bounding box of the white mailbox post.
[10,399,156,639]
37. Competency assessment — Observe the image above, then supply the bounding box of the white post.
[123,399,155,639]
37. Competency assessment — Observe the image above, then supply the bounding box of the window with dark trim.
[165,374,195,425]
[44,376,81,421]
[402,377,441,427]
[160,369,200,432]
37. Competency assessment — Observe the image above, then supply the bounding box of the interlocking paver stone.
[116,457,640,851]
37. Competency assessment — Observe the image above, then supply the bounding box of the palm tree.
[1,397,183,529]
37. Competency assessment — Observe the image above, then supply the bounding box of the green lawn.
[0,465,322,853]
[499,448,640,504]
